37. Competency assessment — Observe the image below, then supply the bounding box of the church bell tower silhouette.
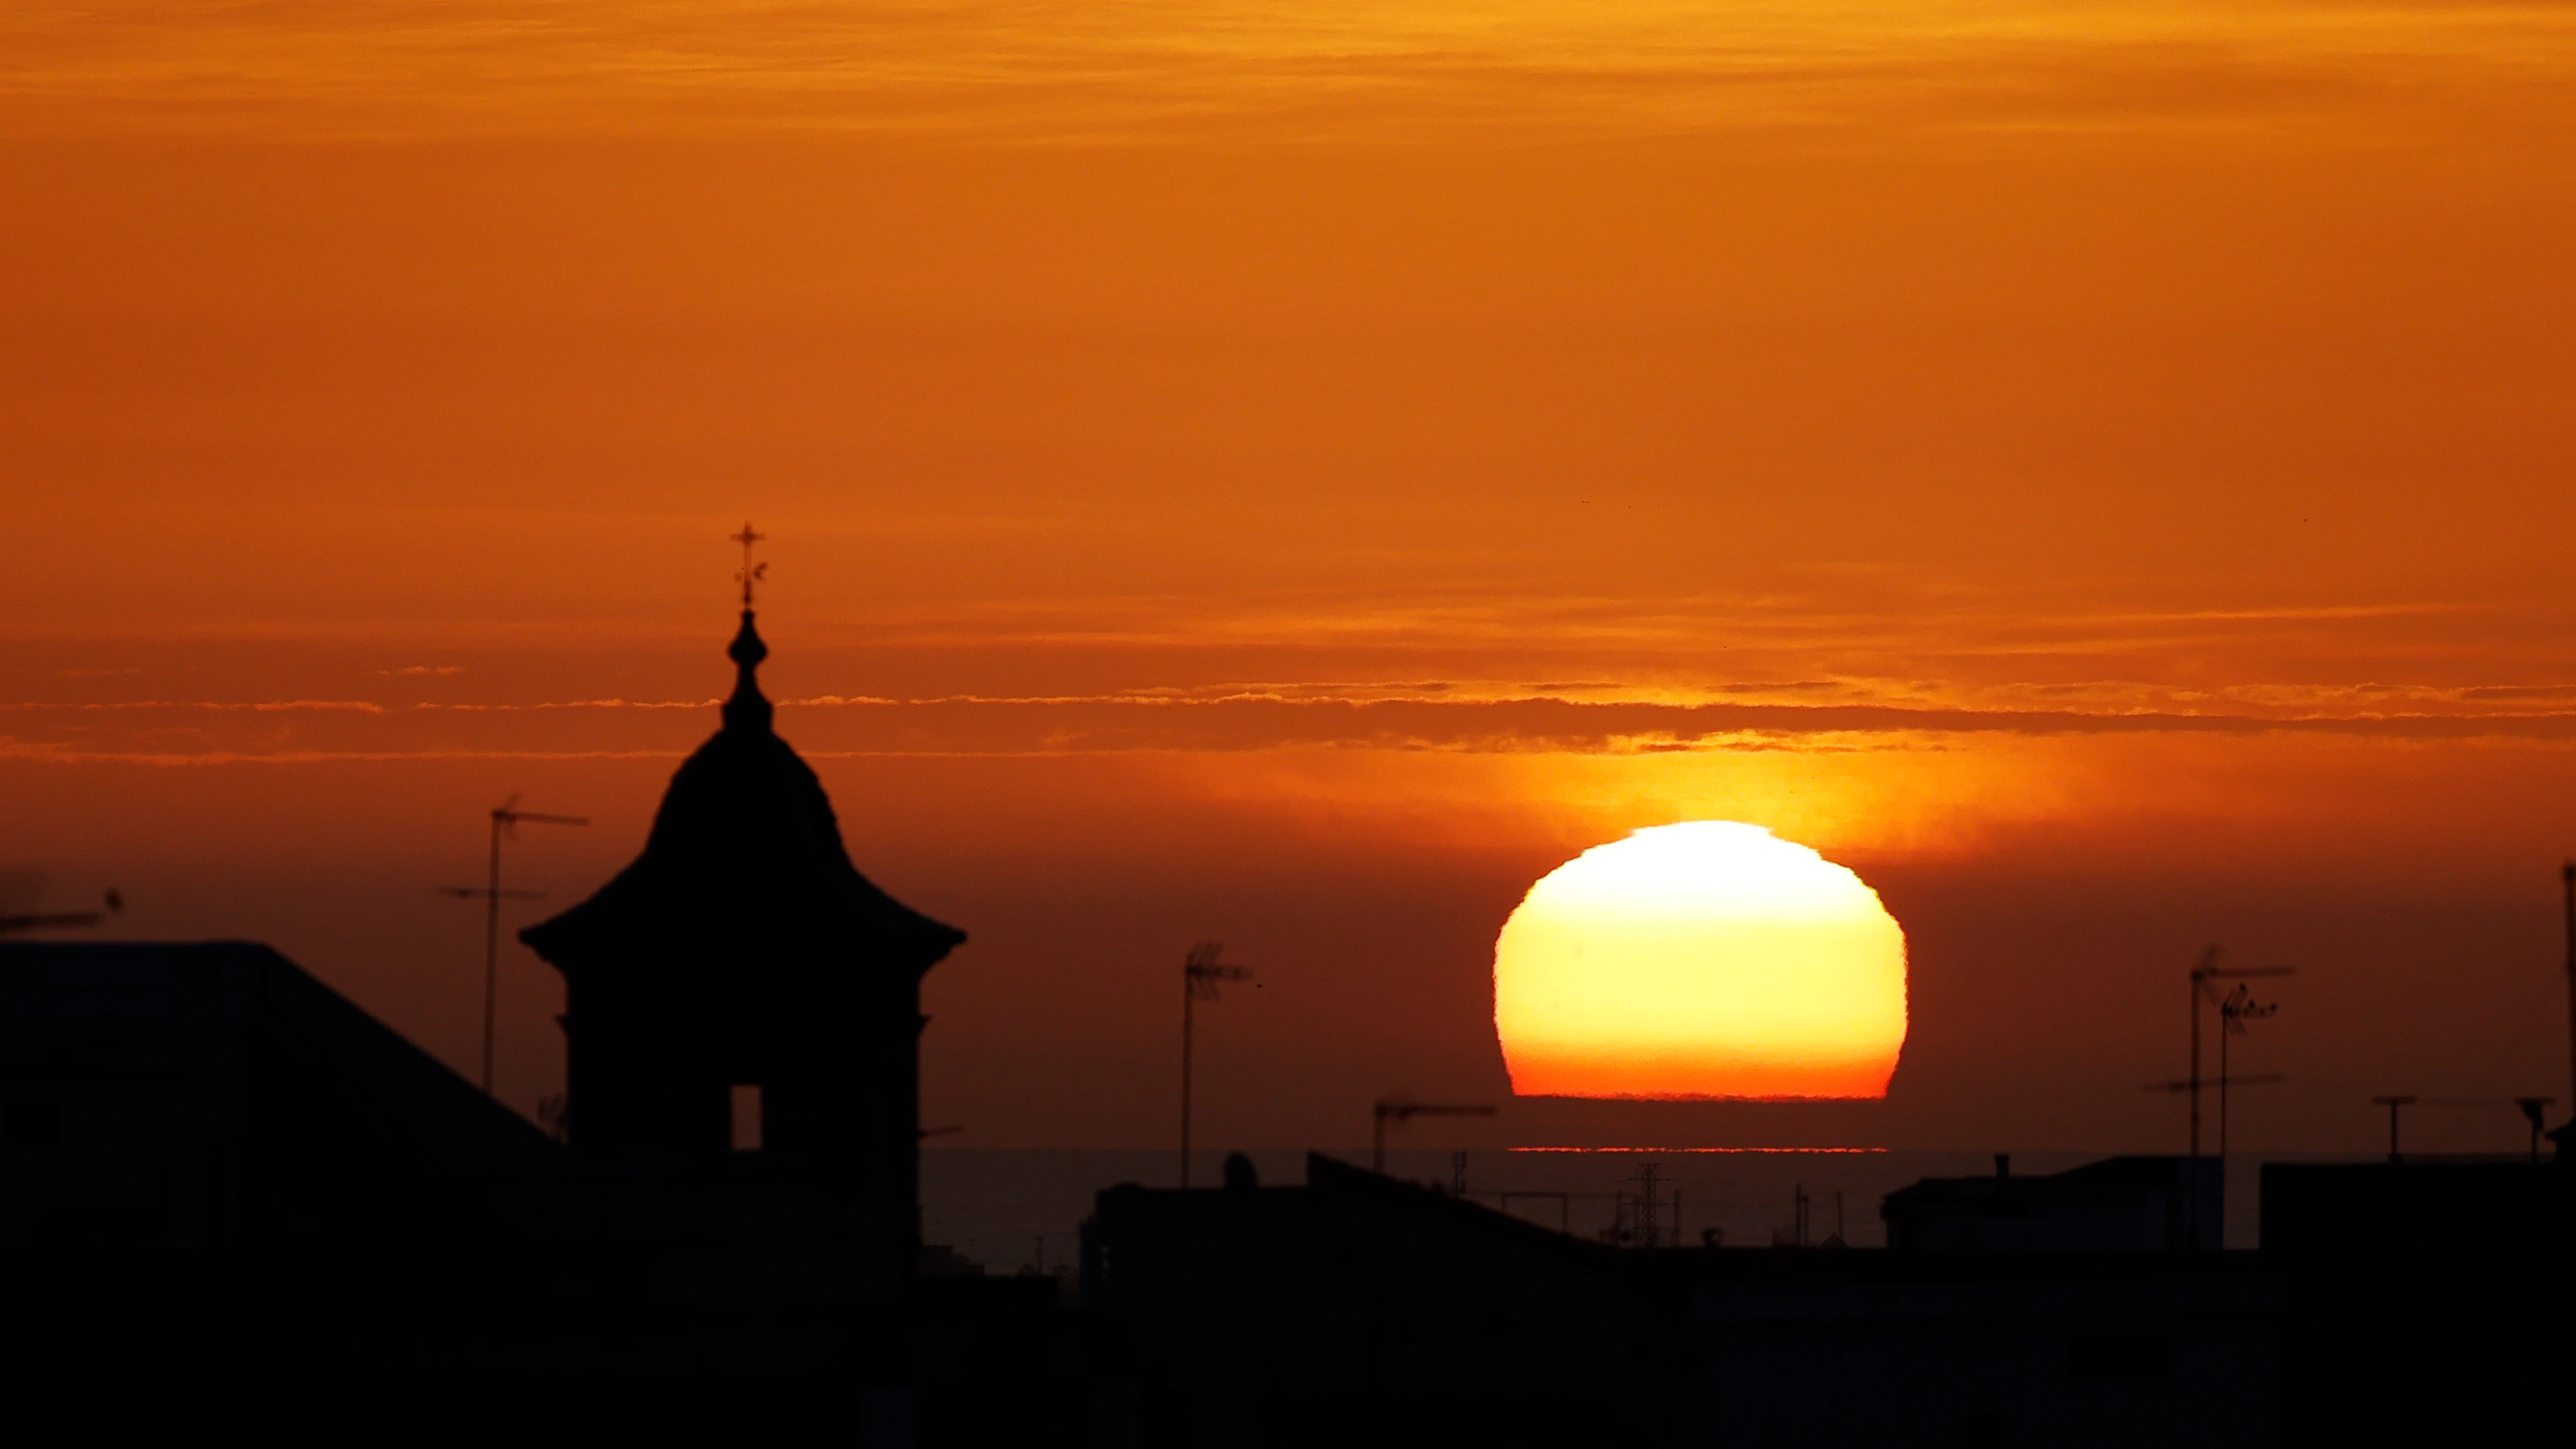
[520,528,963,1244]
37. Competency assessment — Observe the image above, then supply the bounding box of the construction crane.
[1177,941,1250,1188]
[439,794,586,1095]
[1370,1099,1494,1173]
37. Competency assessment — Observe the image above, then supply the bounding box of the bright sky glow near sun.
[1495,824,1907,1101]
[8,0,2576,1153]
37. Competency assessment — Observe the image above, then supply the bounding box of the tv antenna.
[2213,979,2282,1162]
[439,794,586,1096]
[2170,946,2291,1249]
[1178,941,1250,1188]
[2186,947,2293,1159]
[1370,1099,1495,1174]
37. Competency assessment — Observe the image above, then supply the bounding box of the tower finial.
[732,522,768,610]
[723,524,773,734]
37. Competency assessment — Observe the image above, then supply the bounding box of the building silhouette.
[0,607,1069,1445]
[1,601,2569,1445]
[1881,1153,2222,1252]
[1084,1153,2276,1448]
[522,605,963,1263]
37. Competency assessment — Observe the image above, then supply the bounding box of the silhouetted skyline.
[11,1,2576,1158]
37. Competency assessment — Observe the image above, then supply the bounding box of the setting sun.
[1493,822,1907,1100]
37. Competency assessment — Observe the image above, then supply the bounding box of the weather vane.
[731,522,768,609]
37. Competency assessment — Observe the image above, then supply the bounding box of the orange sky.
[7,1,2576,1153]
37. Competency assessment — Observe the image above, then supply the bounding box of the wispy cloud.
[5,1,2572,144]
[0,741,687,766]
[14,688,2576,765]
[8,577,2570,763]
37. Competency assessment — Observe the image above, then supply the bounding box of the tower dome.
[520,609,963,979]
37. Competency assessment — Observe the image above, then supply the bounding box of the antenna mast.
[2372,1095,2418,1163]
[439,794,586,1096]
[2562,861,2575,1136]
[2215,979,2283,1162]
[2189,946,2215,1161]
[2184,947,2291,1249]
[1179,942,1250,1187]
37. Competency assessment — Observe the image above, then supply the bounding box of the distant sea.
[919,1146,2362,1273]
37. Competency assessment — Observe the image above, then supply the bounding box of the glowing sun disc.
[1493,822,1907,1100]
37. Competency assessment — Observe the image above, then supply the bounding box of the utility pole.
[2191,947,2210,1161]
[1178,942,1250,1188]
[440,796,585,1096]
[2562,861,2575,1132]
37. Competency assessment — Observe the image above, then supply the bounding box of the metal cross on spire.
[732,522,768,609]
